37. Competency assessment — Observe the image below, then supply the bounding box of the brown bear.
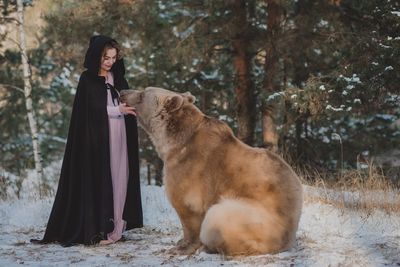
[120,87,303,255]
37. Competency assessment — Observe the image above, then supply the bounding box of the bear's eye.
[138,92,144,103]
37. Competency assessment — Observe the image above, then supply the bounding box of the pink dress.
[105,72,128,242]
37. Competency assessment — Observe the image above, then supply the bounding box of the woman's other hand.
[119,103,137,116]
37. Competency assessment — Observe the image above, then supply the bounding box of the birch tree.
[16,0,44,197]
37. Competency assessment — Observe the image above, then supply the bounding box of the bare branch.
[4,35,23,50]
[0,83,25,94]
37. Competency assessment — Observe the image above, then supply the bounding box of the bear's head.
[120,87,196,136]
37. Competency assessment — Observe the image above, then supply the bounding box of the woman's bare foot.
[99,239,114,245]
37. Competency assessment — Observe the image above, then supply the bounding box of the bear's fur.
[120,87,303,255]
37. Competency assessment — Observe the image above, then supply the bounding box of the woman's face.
[100,48,117,74]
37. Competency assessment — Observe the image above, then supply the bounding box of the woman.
[32,35,143,246]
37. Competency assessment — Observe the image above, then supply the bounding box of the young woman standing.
[32,35,143,246]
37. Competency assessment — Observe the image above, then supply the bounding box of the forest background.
[1,0,399,198]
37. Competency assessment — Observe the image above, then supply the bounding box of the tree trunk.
[262,0,284,152]
[147,163,151,185]
[17,0,45,197]
[232,0,255,145]
[154,157,163,186]
[262,105,279,152]
[292,0,313,160]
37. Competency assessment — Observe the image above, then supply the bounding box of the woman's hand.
[119,103,137,116]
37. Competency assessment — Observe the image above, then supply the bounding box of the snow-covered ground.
[0,184,399,266]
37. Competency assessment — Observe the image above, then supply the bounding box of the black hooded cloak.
[33,35,143,246]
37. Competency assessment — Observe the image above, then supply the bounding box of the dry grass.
[297,164,400,214]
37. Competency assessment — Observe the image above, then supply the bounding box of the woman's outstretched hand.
[119,103,137,116]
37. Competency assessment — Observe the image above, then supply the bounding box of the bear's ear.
[181,92,196,103]
[164,95,184,113]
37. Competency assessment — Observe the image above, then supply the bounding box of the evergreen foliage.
[1,0,399,183]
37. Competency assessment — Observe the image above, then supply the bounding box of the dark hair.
[101,40,123,60]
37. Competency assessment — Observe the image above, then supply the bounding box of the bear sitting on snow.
[120,87,303,255]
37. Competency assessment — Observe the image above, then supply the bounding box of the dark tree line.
[1,0,399,186]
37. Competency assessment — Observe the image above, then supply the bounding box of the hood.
[83,35,126,80]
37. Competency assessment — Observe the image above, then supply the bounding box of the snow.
[375,114,396,121]
[313,49,322,55]
[379,43,391,49]
[339,74,362,84]
[322,136,330,143]
[317,19,329,27]
[121,41,131,49]
[200,70,219,80]
[331,133,342,141]
[218,115,234,123]
[391,11,400,17]
[326,104,345,112]
[53,67,73,88]
[0,178,399,266]
[267,92,285,101]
